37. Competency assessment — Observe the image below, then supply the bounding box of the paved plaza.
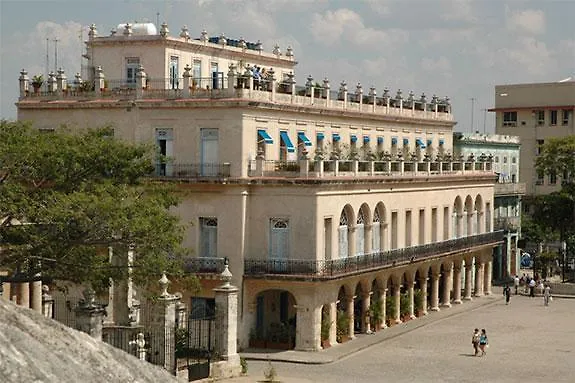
[229,290,574,383]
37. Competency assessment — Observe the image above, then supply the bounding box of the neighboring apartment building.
[15,22,503,351]
[490,81,575,197]
[454,133,525,279]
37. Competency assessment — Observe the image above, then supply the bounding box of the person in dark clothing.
[503,284,511,305]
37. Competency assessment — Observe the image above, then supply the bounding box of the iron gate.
[177,306,217,381]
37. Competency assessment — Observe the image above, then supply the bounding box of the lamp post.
[562,240,567,283]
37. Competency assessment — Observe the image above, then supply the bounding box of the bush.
[400,293,410,317]
[336,309,349,342]
[240,357,248,375]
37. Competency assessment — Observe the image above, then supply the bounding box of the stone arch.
[356,203,371,255]
[464,195,474,236]
[453,196,463,238]
[373,202,387,252]
[252,289,297,350]
[338,205,355,259]
[353,282,365,333]
[336,285,352,342]
[474,194,484,234]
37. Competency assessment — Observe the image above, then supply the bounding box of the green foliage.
[336,309,349,342]
[368,298,383,325]
[400,293,410,316]
[32,74,44,86]
[536,136,575,181]
[174,327,190,358]
[240,357,248,375]
[321,306,331,341]
[413,289,424,313]
[0,120,189,288]
[385,295,396,320]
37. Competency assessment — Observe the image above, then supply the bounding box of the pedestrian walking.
[514,275,520,295]
[529,278,536,297]
[479,329,489,356]
[503,284,511,304]
[471,328,480,356]
[544,284,552,306]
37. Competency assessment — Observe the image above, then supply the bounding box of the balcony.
[494,182,526,196]
[183,257,226,274]
[493,216,520,232]
[244,231,504,280]
[154,163,231,179]
[18,69,453,122]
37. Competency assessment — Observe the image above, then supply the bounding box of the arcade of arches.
[243,248,494,352]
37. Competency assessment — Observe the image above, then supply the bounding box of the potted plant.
[414,289,425,317]
[32,74,44,93]
[321,311,332,348]
[385,295,396,327]
[369,299,383,331]
[336,310,350,343]
[400,293,410,322]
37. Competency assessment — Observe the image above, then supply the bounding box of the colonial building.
[15,22,503,351]
[490,81,575,197]
[453,133,525,279]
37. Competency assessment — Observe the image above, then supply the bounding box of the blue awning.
[280,131,295,153]
[332,133,341,142]
[257,129,273,144]
[363,135,370,143]
[427,139,433,146]
[317,132,325,140]
[416,138,425,148]
[391,137,398,145]
[403,138,409,145]
[351,135,358,143]
[298,132,312,147]
[377,136,384,144]
[439,139,445,145]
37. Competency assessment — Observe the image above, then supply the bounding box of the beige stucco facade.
[13,22,503,352]
[491,81,575,196]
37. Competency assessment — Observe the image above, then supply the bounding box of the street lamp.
[562,240,567,283]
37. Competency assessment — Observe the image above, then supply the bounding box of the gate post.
[150,273,179,374]
[212,263,241,378]
[74,287,106,340]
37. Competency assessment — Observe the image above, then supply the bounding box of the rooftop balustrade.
[18,67,452,122]
[244,231,504,280]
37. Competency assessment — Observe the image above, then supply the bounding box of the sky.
[1,0,574,132]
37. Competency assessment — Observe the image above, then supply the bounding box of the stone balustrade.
[18,67,452,121]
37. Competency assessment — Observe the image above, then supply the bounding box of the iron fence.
[245,231,504,278]
[183,257,226,274]
[154,163,231,178]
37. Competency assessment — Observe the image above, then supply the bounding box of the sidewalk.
[241,289,503,365]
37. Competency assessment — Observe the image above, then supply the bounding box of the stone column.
[347,296,355,339]
[56,68,67,96]
[474,259,483,297]
[393,284,401,324]
[74,287,106,340]
[299,157,309,177]
[418,276,428,315]
[452,260,463,304]
[464,260,473,300]
[183,64,192,97]
[352,160,359,176]
[95,66,105,96]
[136,65,146,99]
[213,264,241,369]
[149,274,178,374]
[47,71,57,93]
[19,69,29,98]
[380,288,387,328]
[483,258,492,295]
[17,282,30,308]
[408,281,415,319]
[30,279,42,313]
[42,285,54,319]
[430,271,440,311]
[329,301,337,345]
[441,264,452,308]
[362,292,371,333]
[295,304,321,351]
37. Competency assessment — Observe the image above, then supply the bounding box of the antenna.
[46,38,50,79]
[156,12,160,31]
[482,108,488,134]
[470,97,476,133]
[53,38,60,72]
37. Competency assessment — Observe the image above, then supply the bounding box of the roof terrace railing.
[244,231,504,279]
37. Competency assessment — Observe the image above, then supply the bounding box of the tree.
[0,120,191,291]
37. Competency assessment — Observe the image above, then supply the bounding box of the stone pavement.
[241,288,504,365]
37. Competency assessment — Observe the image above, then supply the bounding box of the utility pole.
[482,108,487,134]
[53,38,60,72]
[470,97,476,133]
[45,38,50,79]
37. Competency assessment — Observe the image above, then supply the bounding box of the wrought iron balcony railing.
[154,163,231,179]
[493,216,520,232]
[183,257,226,274]
[494,182,526,196]
[244,231,504,279]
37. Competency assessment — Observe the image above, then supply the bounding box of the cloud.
[441,0,477,23]
[503,37,552,75]
[506,9,546,35]
[420,56,452,77]
[365,0,390,15]
[310,9,408,48]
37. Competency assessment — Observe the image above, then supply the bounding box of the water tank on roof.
[116,22,158,36]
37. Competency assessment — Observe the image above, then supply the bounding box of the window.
[190,297,215,319]
[562,110,571,125]
[550,110,558,126]
[502,111,517,127]
[199,217,218,258]
[169,56,179,89]
[356,208,365,255]
[512,157,517,164]
[126,57,140,85]
[535,110,545,125]
[495,157,499,163]
[338,210,349,258]
[536,170,544,185]
[549,171,557,185]
[511,174,516,183]
[372,208,381,252]
[503,156,508,163]
[536,140,544,155]
[269,218,289,259]
[192,59,202,88]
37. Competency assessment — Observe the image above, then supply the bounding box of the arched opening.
[251,289,297,350]
[373,203,387,252]
[370,279,384,330]
[336,286,351,343]
[338,206,353,259]
[356,206,368,255]
[321,304,331,348]
[414,269,425,316]
[353,283,364,333]
[474,195,484,234]
[453,196,463,238]
[464,195,474,236]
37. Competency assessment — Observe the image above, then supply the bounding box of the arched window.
[269,218,289,260]
[338,210,349,258]
[372,208,381,252]
[452,207,458,239]
[356,208,365,255]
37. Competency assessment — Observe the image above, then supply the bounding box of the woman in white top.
[544,285,552,306]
